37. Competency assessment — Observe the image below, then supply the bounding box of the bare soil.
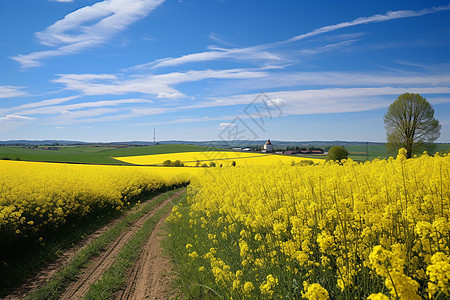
[2,190,182,300]
[116,209,176,300]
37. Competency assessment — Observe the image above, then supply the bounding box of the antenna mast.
[153,128,156,144]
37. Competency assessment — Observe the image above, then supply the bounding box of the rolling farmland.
[1,145,449,299]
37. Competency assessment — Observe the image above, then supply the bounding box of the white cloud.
[268,98,286,106]
[0,95,80,116]
[285,5,450,44]
[129,46,285,70]
[0,114,35,121]
[47,106,169,125]
[12,0,165,68]
[299,39,359,55]
[54,68,268,97]
[212,71,450,94]
[17,98,153,116]
[0,86,27,98]
[219,122,236,129]
[129,5,450,70]
[185,87,450,114]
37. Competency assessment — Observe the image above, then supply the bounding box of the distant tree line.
[283,146,326,153]
[162,160,185,167]
[163,159,236,167]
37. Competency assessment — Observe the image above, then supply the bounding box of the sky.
[0,0,449,143]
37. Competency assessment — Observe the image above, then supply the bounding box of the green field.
[0,144,216,164]
[1,143,448,164]
[345,144,391,161]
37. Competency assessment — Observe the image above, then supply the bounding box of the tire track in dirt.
[2,194,161,300]
[116,208,175,300]
[58,189,184,300]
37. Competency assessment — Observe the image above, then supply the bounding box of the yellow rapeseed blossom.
[303,283,329,300]
[243,281,254,296]
[114,151,323,166]
[169,148,449,298]
[259,274,278,296]
[367,293,389,300]
[0,160,192,242]
[426,252,450,297]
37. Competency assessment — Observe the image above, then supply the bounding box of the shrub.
[298,160,314,166]
[173,160,184,167]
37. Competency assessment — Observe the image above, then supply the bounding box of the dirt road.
[3,190,182,300]
[116,208,175,300]
[60,190,182,300]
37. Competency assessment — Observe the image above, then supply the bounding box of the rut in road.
[2,192,174,300]
[59,189,184,300]
[116,208,175,300]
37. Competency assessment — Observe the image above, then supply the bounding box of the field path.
[2,194,152,300]
[59,190,183,300]
[116,208,175,300]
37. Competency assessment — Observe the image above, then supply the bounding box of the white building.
[261,139,274,153]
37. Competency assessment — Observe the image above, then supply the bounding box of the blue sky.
[0,0,449,143]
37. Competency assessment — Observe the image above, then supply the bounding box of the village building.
[261,139,274,153]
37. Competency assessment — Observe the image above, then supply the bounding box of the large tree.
[384,93,441,158]
[327,146,349,162]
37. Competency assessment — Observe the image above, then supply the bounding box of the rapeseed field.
[0,160,198,246]
[165,149,450,299]
[114,151,323,166]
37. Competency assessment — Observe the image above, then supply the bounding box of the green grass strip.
[84,191,184,300]
[24,189,181,300]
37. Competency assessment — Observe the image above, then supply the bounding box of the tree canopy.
[327,146,349,162]
[384,93,441,158]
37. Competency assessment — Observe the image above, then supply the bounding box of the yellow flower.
[303,283,329,300]
[259,274,278,297]
[426,252,450,297]
[367,293,389,300]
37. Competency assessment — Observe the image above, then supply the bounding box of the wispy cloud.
[219,122,236,129]
[131,47,286,70]
[0,97,156,126]
[0,86,27,98]
[0,114,35,121]
[0,96,80,116]
[47,106,169,125]
[130,5,450,70]
[17,98,153,116]
[208,71,450,94]
[184,87,450,114]
[54,68,268,98]
[208,32,238,47]
[284,5,450,44]
[12,0,165,68]
[299,39,359,55]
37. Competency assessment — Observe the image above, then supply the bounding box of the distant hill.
[0,140,89,146]
[0,139,386,147]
